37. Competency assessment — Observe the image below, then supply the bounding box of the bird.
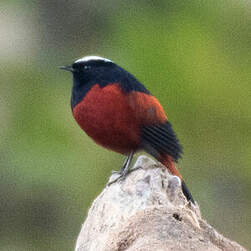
[60,55,194,204]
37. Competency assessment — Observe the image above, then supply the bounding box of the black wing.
[141,121,183,162]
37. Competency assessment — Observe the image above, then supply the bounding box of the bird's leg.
[120,151,134,176]
[108,151,136,185]
[112,154,131,174]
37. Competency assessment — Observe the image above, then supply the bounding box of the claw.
[107,166,142,186]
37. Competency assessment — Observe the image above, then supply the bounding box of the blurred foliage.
[0,0,250,250]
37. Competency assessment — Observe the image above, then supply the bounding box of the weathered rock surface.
[75,155,246,251]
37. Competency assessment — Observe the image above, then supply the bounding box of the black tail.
[181,180,195,204]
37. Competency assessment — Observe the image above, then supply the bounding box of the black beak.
[59,65,74,72]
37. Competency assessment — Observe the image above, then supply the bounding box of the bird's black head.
[60,56,115,83]
[60,55,149,109]
[60,56,117,109]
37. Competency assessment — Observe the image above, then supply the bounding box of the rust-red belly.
[72,84,140,154]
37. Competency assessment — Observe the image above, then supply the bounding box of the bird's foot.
[108,169,129,186]
[107,151,136,186]
[108,166,142,186]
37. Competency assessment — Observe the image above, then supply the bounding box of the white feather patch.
[75,56,112,63]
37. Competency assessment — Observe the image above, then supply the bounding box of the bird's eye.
[84,65,91,70]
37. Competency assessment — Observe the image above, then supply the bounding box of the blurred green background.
[0,0,250,250]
